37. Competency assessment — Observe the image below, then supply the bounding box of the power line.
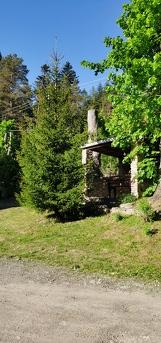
[0,77,160,118]
[79,77,107,87]
[0,105,32,119]
[0,78,107,117]
[1,102,31,114]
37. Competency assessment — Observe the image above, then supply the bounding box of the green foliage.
[0,120,14,151]
[36,58,78,89]
[0,54,32,199]
[136,198,156,222]
[144,226,157,237]
[0,152,19,198]
[0,53,32,121]
[52,133,86,220]
[112,212,124,222]
[88,84,112,140]
[143,184,158,197]
[100,154,119,176]
[19,68,86,220]
[119,193,136,204]
[138,155,159,196]
[82,0,161,193]
[60,61,78,85]
[0,119,20,198]
[35,64,51,88]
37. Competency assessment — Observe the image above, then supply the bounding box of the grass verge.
[0,206,161,281]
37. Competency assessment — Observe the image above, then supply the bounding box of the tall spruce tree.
[0,54,32,121]
[60,61,78,85]
[35,64,51,89]
[19,63,85,219]
[82,0,161,195]
[88,84,112,139]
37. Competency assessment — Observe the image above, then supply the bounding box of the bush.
[144,226,157,237]
[0,152,20,198]
[136,198,156,222]
[118,193,136,204]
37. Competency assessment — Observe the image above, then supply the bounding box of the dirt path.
[0,259,161,343]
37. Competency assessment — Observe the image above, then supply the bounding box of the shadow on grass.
[46,204,109,223]
[0,197,19,210]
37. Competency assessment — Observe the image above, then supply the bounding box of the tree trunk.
[151,139,161,211]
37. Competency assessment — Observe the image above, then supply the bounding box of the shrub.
[144,226,157,237]
[118,193,136,205]
[136,198,156,222]
[0,152,20,199]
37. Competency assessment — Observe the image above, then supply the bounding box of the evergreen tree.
[61,61,78,85]
[0,54,32,122]
[50,51,62,87]
[36,52,63,90]
[35,64,51,89]
[19,73,85,219]
[35,55,87,133]
[87,84,112,140]
[0,119,20,198]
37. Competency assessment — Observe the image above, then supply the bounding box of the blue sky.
[0,0,126,91]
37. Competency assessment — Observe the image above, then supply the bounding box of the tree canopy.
[0,53,32,122]
[19,59,86,219]
[60,61,78,85]
[82,0,161,195]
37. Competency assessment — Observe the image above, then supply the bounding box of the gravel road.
[0,259,161,343]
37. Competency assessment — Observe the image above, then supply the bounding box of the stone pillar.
[82,149,87,165]
[87,109,97,143]
[82,109,101,201]
[131,156,139,198]
[88,109,100,171]
[82,109,98,166]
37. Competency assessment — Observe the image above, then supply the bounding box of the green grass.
[1,206,161,281]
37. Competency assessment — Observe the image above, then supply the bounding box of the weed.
[144,226,158,237]
[112,212,124,222]
[118,193,136,204]
[144,227,154,236]
[136,198,156,222]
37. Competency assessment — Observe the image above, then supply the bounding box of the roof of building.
[81,139,129,158]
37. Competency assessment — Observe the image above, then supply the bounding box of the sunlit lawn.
[0,206,161,281]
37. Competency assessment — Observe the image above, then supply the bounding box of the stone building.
[81,109,139,206]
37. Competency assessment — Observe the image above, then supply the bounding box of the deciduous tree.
[82,0,161,195]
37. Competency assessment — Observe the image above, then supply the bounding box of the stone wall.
[85,174,131,202]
